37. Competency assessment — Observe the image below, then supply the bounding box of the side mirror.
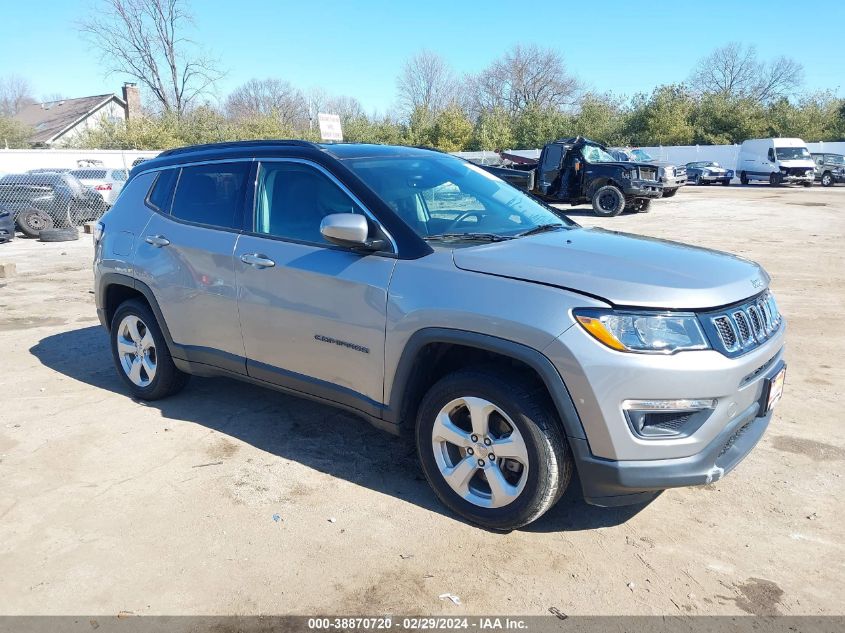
[320,213,387,251]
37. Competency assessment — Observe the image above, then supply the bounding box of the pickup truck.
[482,137,663,217]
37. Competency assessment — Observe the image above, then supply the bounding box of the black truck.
[482,137,663,217]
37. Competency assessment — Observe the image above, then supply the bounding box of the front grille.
[640,167,658,181]
[675,166,686,178]
[703,292,782,356]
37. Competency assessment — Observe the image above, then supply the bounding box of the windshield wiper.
[423,232,514,243]
[517,223,566,237]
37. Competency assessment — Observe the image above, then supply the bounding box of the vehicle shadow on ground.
[31,325,647,533]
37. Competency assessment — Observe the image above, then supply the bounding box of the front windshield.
[581,144,618,163]
[631,149,654,162]
[344,155,573,240]
[775,147,811,160]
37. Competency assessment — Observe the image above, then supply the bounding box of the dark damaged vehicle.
[483,137,663,217]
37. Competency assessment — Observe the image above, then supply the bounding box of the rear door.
[234,159,396,414]
[135,161,251,373]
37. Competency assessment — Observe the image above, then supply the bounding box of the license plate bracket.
[760,364,786,416]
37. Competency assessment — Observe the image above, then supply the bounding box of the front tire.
[821,172,833,187]
[625,198,651,213]
[769,172,781,186]
[110,299,189,400]
[661,187,678,198]
[740,172,749,185]
[591,185,625,217]
[416,368,572,530]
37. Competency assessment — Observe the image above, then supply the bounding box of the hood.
[452,228,768,310]
[778,159,814,169]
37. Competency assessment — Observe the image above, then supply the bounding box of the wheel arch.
[386,328,586,442]
[99,273,177,353]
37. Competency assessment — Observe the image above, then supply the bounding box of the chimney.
[122,82,140,120]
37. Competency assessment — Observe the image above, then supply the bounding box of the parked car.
[483,137,663,216]
[0,172,106,234]
[94,140,786,530]
[70,168,129,206]
[811,153,845,187]
[0,203,14,242]
[685,161,734,186]
[610,147,687,197]
[737,138,814,186]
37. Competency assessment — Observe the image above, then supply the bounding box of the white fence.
[0,149,160,175]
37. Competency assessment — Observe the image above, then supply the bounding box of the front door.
[235,159,396,415]
[538,144,563,197]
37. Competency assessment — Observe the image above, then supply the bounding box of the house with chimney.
[13,83,141,147]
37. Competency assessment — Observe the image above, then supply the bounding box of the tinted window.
[255,162,363,244]
[542,145,562,170]
[171,162,250,229]
[146,169,178,213]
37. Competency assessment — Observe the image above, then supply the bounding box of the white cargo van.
[737,138,815,186]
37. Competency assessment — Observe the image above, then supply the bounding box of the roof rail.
[157,139,321,158]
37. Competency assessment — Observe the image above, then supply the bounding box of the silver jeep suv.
[93,141,786,530]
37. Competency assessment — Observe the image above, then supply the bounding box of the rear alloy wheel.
[821,172,833,187]
[110,299,189,400]
[15,209,54,238]
[591,185,625,217]
[416,368,571,530]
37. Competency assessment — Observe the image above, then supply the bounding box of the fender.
[386,327,586,440]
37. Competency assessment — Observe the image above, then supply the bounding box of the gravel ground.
[0,184,843,617]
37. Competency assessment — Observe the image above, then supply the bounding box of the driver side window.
[255,162,363,244]
[768,148,776,162]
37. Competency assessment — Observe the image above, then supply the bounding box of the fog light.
[623,399,716,438]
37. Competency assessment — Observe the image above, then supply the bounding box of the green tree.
[512,104,570,149]
[571,93,629,145]
[469,107,514,151]
[626,85,696,146]
[0,116,32,148]
[429,104,473,152]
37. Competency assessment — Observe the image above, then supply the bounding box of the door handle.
[240,253,276,268]
[145,234,170,247]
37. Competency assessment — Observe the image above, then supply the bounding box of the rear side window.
[171,162,250,229]
[146,169,178,213]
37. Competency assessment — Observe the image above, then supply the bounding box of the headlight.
[701,169,711,175]
[622,168,636,179]
[573,309,710,353]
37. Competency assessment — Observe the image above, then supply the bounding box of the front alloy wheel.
[416,368,571,530]
[821,173,832,187]
[431,397,529,508]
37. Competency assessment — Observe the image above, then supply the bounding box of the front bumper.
[699,173,731,182]
[780,173,814,183]
[623,179,663,198]
[662,175,687,188]
[571,361,783,506]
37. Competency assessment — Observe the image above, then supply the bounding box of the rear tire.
[416,368,572,531]
[15,209,54,238]
[591,185,625,217]
[110,299,189,401]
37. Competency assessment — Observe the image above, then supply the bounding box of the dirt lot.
[0,184,843,617]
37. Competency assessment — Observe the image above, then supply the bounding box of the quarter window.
[171,162,250,229]
[146,168,178,213]
[255,162,364,244]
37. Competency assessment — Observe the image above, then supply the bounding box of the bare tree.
[396,50,455,116]
[689,43,802,102]
[0,74,35,116]
[225,78,308,127]
[467,44,580,116]
[80,0,223,114]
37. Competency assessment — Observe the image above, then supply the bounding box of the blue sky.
[2,0,844,112]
